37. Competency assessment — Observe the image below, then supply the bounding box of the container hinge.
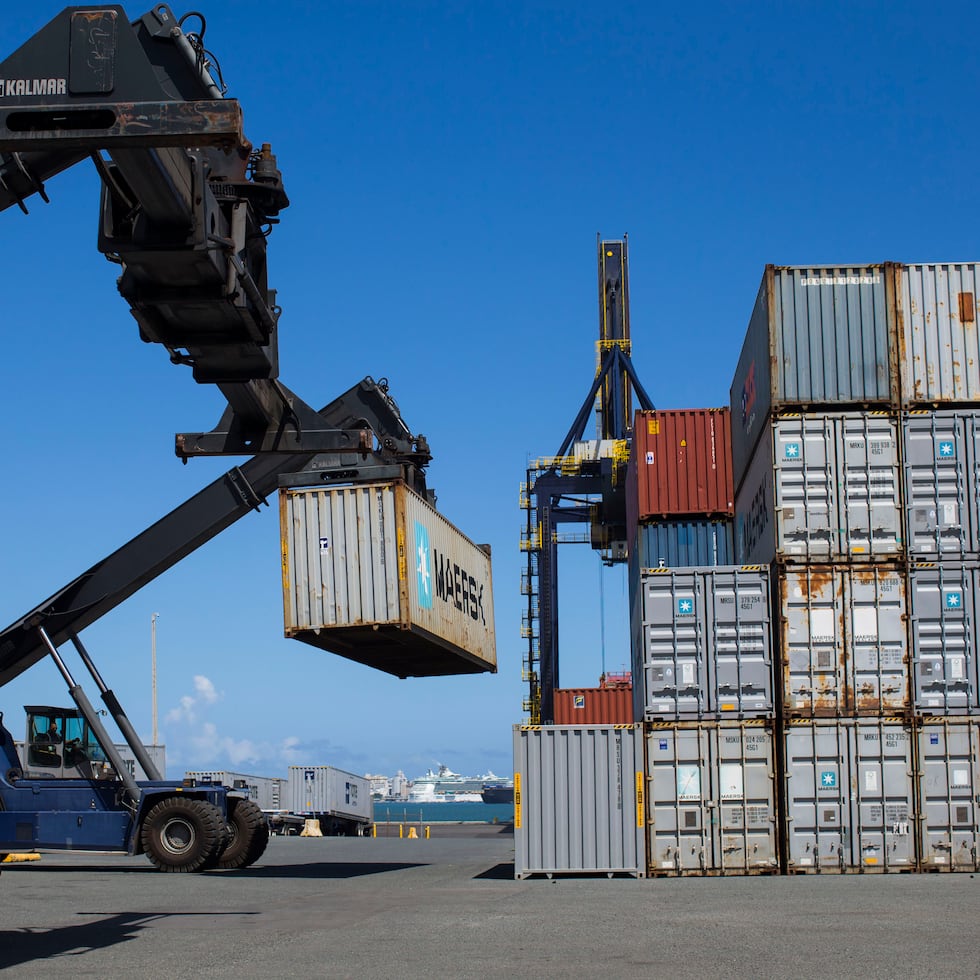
[225,465,267,512]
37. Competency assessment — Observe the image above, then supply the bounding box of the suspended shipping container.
[553,685,633,725]
[280,482,496,678]
[734,412,902,565]
[626,409,734,522]
[514,725,645,879]
[777,564,909,717]
[632,566,773,721]
[782,719,915,873]
[915,719,980,871]
[908,562,979,715]
[899,263,980,406]
[730,264,899,487]
[645,720,778,876]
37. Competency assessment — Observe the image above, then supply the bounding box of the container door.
[903,412,969,557]
[646,726,711,873]
[772,416,837,561]
[844,567,909,714]
[837,414,902,559]
[783,722,848,871]
[966,413,980,554]
[849,722,914,871]
[711,723,777,873]
[917,721,980,871]
[900,263,980,406]
[638,571,708,718]
[909,564,977,714]
[779,567,846,716]
[706,568,773,717]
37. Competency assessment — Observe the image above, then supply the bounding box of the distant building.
[390,770,409,800]
[365,773,392,798]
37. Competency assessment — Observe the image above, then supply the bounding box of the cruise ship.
[408,765,500,803]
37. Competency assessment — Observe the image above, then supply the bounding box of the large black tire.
[218,797,270,870]
[141,797,226,873]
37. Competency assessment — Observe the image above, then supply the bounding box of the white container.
[735,412,902,565]
[514,725,645,878]
[280,482,496,677]
[185,771,285,811]
[287,765,372,827]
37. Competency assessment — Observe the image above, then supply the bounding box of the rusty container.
[645,720,778,876]
[777,564,908,717]
[280,482,496,678]
[553,685,633,725]
[626,409,734,523]
[899,263,980,406]
[730,264,900,489]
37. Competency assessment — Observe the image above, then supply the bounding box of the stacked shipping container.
[516,260,980,878]
[731,261,980,873]
[625,409,780,874]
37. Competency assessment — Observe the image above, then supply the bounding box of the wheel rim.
[161,817,196,855]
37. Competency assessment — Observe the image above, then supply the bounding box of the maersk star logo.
[415,521,433,609]
[676,597,694,616]
[945,590,963,611]
[938,441,955,459]
[785,443,801,459]
[820,771,837,789]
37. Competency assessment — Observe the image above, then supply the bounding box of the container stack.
[899,263,980,872]
[626,408,779,876]
[552,672,633,725]
[731,262,980,873]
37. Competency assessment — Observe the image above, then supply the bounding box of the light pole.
[151,612,159,745]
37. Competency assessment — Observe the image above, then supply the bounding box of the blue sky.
[2,1,978,780]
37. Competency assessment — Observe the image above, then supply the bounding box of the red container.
[553,685,633,725]
[626,409,734,525]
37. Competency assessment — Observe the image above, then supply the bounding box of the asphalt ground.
[1,826,979,979]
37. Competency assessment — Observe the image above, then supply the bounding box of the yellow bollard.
[399,824,403,839]
[407,826,418,839]
[424,825,430,839]
[371,824,377,838]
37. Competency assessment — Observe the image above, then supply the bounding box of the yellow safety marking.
[635,772,645,828]
[647,419,660,435]
[397,527,406,581]
[514,772,522,829]
[1,853,40,864]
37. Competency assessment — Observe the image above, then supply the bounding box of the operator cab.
[23,706,116,780]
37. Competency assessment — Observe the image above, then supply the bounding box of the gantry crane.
[521,236,654,723]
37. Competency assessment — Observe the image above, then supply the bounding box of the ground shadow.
[232,860,428,879]
[4,860,427,879]
[474,862,515,880]
[0,911,253,970]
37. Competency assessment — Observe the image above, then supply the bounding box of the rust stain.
[959,292,975,324]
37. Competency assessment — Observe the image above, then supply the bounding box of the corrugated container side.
[900,263,980,406]
[280,482,496,677]
[553,686,633,725]
[782,719,914,873]
[915,720,980,871]
[633,566,773,720]
[287,766,372,824]
[777,565,909,718]
[903,411,971,557]
[645,721,778,876]
[628,409,734,520]
[735,413,902,565]
[908,562,979,715]
[513,725,645,878]
[631,520,735,571]
[731,265,898,488]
